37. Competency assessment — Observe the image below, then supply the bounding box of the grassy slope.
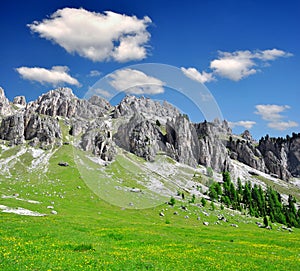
[0,145,300,271]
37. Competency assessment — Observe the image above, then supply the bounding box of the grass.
[0,144,300,270]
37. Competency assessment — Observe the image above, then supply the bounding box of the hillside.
[1,87,300,270]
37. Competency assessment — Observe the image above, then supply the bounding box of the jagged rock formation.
[13,96,26,107]
[227,137,266,172]
[0,86,299,181]
[0,113,24,145]
[114,113,164,161]
[288,134,300,177]
[194,120,231,172]
[80,119,116,161]
[258,134,300,179]
[166,115,200,167]
[26,88,109,119]
[24,113,62,148]
[113,95,179,122]
[0,87,12,116]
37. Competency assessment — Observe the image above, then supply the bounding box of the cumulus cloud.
[28,8,152,62]
[210,49,292,81]
[255,104,298,131]
[255,48,293,61]
[93,88,112,98]
[229,121,256,129]
[88,70,101,77]
[181,67,214,83]
[16,66,80,86]
[255,104,290,122]
[268,121,298,131]
[108,69,165,95]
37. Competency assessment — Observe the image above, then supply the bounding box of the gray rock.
[166,115,200,167]
[241,130,255,143]
[24,113,62,147]
[26,88,110,119]
[113,95,179,121]
[0,87,12,116]
[80,119,116,161]
[194,120,231,173]
[13,96,26,107]
[58,162,69,167]
[130,188,141,193]
[203,221,209,226]
[227,138,266,172]
[258,136,292,180]
[114,113,163,162]
[0,113,24,144]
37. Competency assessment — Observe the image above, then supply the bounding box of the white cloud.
[16,66,80,86]
[210,49,292,81]
[229,121,256,129]
[210,50,256,81]
[28,8,152,62]
[255,104,290,121]
[255,104,298,131]
[181,67,214,83]
[108,69,165,95]
[88,70,101,77]
[93,88,112,98]
[268,121,298,131]
[255,48,293,61]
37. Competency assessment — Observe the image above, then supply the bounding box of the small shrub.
[169,196,176,206]
[189,194,196,204]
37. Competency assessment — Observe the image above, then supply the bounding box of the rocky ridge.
[0,87,299,180]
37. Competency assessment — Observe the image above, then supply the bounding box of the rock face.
[226,131,300,180]
[227,138,266,172]
[0,87,12,116]
[26,88,109,119]
[166,115,200,167]
[0,86,299,180]
[0,113,24,145]
[288,134,300,177]
[113,95,180,122]
[13,96,26,107]
[257,134,300,180]
[114,113,164,161]
[194,120,231,172]
[80,119,116,161]
[24,113,62,148]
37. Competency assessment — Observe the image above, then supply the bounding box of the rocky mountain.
[0,87,299,181]
[0,87,12,116]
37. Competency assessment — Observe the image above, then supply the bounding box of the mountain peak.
[0,87,12,116]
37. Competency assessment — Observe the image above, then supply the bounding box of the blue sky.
[0,0,299,139]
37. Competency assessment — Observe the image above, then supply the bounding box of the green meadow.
[0,144,299,270]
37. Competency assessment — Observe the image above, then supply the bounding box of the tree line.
[208,172,300,228]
